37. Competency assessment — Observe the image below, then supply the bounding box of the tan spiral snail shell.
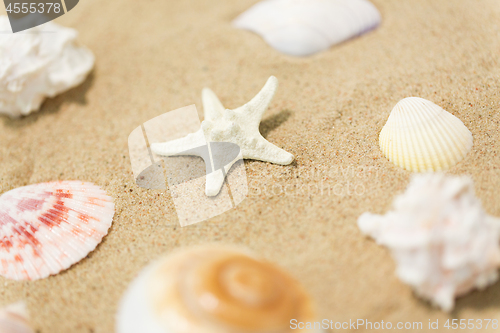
[117,245,322,333]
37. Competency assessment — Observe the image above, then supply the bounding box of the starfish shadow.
[287,159,298,169]
[259,109,292,138]
[1,70,95,129]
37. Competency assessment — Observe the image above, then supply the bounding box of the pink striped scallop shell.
[0,181,115,281]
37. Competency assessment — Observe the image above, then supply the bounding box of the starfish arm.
[202,88,225,122]
[233,76,278,128]
[206,169,225,196]
[242,136,294,165]
[150,127,206,157]
[205,153,243,196]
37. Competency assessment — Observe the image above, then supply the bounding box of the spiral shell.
[379,97,473,172]
[0,181,115,280]
[117,245,321,333]
[358,173,500,311]
[233,0,381,56]
[0,15,94,117]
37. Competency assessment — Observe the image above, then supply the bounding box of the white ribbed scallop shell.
[358,174,500,311]
[0,302,34,333]
[0,181,114,281]
[233,0,381,56]
[379,97,473,172]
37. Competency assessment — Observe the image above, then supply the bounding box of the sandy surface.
[1,0,500,332]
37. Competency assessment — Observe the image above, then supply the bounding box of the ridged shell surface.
[0,181,115,280]
[233,0,381,56]
[117,245,323,333]
[379,97,473,172]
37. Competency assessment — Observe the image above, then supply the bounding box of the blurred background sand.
[1,0,500,331]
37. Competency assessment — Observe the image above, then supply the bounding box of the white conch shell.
[0,302,34,333]
[358,173,500,311]
[0,181,115,280]
[117,245,324,333]
[379,97,473,172]
[0,15,94,118]
[233,0,381,56]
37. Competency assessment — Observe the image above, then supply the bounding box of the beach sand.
[1,0,500,331]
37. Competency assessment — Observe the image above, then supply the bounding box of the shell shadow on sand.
[1,70,95,129]
[452,279,500,314]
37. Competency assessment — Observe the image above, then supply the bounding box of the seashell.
[117,245,324,333]
[233,0,381,57]
[0,15,94,118]
[358,173,500,311]
[0,302,34,333]
[0,181,115,281]
[379,97,473,172]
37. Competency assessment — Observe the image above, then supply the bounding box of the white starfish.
[151,76,294,196]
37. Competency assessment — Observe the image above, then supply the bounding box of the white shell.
[233,0,381,56]
[379,97,473,172]
[358,173,500,311]
[117,245,324,333]
[0,16,94,118]
[0,302,34,333]
[0,181,115,280]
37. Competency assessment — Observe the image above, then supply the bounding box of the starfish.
[150,76,294,196]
